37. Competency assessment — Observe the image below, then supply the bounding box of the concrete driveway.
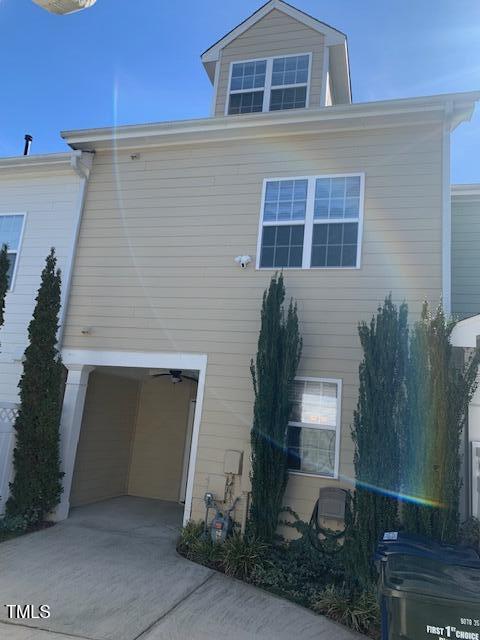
[0,497,363,640]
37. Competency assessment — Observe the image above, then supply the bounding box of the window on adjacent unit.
[287,378,341,478]
[227,54,310,115]
[0,214,25,289]
[258,174,364,269]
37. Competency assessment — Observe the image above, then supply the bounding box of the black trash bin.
[378,546,480,640]
[376,531,480,567]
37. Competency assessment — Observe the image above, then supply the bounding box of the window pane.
[290,379,338,427]
[270,86,307,111]
[264,179,307,222]
[6,253,16,288]
[0,215,23,251]
[271,55,310,86]
[311,223,358,268]
[230,60,267,91]
[287,426,336,476]
[260,225,304,268]
[314,176,361,220]
[228,91,264,115]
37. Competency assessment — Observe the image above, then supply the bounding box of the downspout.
[442,101,453,317]
[57,150,94,345]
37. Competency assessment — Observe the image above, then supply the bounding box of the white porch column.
[53,365,94,521]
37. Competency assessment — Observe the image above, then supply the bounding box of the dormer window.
[227,53,311,115]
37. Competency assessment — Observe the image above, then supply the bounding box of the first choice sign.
[31,0,97,15]
[425,621,480,639]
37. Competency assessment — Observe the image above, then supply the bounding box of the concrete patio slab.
[0,496,364,640]
[0,497,212,640]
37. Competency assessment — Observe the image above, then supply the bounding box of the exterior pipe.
[57,151,94,344]
[23,134,33,156]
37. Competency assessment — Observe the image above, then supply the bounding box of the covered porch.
[56,349,208,525]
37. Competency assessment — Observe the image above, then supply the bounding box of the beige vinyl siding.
[215,8,325,116]
[64,122,444,523]
[70,371,140,507]
[128,377,197,502]
[452,196,480,319]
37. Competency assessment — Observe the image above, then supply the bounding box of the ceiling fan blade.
[182,375,198,383]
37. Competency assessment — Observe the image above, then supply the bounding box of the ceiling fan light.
[170,370,183,384]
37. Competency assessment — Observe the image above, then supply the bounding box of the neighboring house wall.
[451,186,480,318]
[62,120,444,523]
[128,377,197,502]
[70,371,140,507]
[0,154,91,513]
[214,9,325,116]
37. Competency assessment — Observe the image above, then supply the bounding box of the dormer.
[201,0,351,117]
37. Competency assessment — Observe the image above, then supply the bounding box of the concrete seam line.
[0,619,98,640]
[133,571,215,640]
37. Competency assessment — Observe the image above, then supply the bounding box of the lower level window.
[287,378,341,477]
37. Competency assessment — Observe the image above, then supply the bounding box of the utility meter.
[32,0,97,15]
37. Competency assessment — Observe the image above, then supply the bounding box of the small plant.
[222,533,269,580]
[0,514,29,534]
[312,585,380,638]
[177,520,204,554]
[177,521,223,567]
[459,517,480,552]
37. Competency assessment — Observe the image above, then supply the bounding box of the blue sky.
[0,0,479,182]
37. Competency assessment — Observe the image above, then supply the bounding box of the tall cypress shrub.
[402,303,479,543]
[249,273,302,543]
[6,249,64,525]
[345,296,408,584]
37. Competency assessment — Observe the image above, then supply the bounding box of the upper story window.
[227,53,311,115]
[257,174,364,270]
[0,214,25,289]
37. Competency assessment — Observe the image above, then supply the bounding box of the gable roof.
[201,0,351,102]
[201,0,346,64]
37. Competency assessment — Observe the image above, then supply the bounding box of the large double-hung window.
[0,214,25,289]
[257,174,364,269]
[227,54,310,115]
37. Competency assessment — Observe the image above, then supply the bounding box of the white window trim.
[288,376,342,480]
[255,173,365,270]
[0,213,26,292]
[225,52,312,116]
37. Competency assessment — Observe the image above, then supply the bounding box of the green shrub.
[177,520,204,554]
[177,521,223,567]
[190,537,223,567]
[0,515,29,535]
[253,533,346,607]
[312,585,380,638]
[459,517,480,552]
[222,533,269,580]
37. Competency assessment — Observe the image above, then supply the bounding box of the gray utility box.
[377,534,480,640]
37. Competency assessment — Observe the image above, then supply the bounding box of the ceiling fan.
[152,370,197,385]
[32,0,97,15]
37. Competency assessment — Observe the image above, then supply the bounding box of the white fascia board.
[451,184,480,197]
[201,0,345,64]
[0,151,93,177]
[61,91,480,152]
